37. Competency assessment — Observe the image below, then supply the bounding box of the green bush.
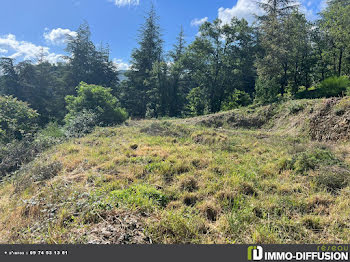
[64,110,99,138]
[288,149,340,174]
[65,82,128,126]
[221,89,252,111]
[0,137,59,179]
[0,122,65,179]
[254,77,280,104]
[186,87,207,116]
[314,166,350,192]
[296,76,350,99]
[288,101,306,114]
[38,122,65,139]
[107,184,169,211]
[0,96,39,143]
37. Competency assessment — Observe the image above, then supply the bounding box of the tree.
[65,82,127,126]
[0,58,21,98]
[121,5,163,118]
[167,27,187,117]
[0,95,39,143]
[255,0,299,101]
[183,18,256,114]
[320,0,350,77]
[65,22,119,94]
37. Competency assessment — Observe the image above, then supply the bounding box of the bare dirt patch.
[86,211,151,244]
[309,98,350,141]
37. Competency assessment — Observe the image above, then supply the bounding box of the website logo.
[248,246,264,261]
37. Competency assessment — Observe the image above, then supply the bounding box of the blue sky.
[0,0,326,69]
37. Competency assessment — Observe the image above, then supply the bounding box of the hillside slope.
[1,98,350,244]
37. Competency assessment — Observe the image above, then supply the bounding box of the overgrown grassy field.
[1,98,350,244]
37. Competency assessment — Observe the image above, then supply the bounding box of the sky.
[0,0,327,70]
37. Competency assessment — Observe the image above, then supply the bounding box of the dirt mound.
[309,98,350,141]
[86,211,151,244]
[183,104,277,129]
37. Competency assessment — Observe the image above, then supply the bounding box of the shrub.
[221,89,252,111]
[0,96,39,143]
[296,76,350,99]
[38,122,65,139]
[65,82,128,127]
[318,76,350,97]
[64,110,99,138]
[314,166,350,192]
[107,184,169,211]
[254,77,280,104]
[186,87,207,116]
[13,160,63,192]
[0,137,56,179]
[289,149,340,174]
[288,101,306,114]
[0,123,64,179]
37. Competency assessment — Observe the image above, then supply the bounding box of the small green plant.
[288,101,305,114]
[334,97,350,116]
[289,149,340,174]
[107,184,169,211]
[314,166,350,192]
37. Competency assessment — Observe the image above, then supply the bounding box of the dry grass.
[1,98,350,244]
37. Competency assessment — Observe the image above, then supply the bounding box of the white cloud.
[218,0,325,25]
[218,0,262,25]
[113,58,130,70]
[44,28,77,45]
[113,0,140,7]
[0,48,8,54]
[299,0,327,21]
[191,17,208,27]
[0,34,64,63]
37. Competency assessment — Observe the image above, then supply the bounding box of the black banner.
[0,245,349,262]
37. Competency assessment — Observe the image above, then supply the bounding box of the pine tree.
[255,0,299,102]
[121,5,163,118]
[65,22,118,94]
[168,27,186,117]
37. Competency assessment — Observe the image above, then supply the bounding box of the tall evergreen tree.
[167,27,187,117]
[255,0,299,102]
[121,5,163,118]
[65,22,119,94]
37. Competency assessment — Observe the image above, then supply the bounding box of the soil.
[85,211,151,244]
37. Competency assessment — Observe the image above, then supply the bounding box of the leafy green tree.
[310,23,332,82]
[283,12,314,95]
[320,0,350,77]
[65,82,127,126]
[15,60,68,124]
[184,18,256,114]
[0,96,39,143]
